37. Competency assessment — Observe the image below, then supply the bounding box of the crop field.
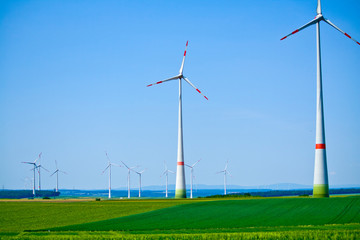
[1,196,360,239]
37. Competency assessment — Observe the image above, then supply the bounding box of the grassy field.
[1,196,360,239]
[0,199,195,232]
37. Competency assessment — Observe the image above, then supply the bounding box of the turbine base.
[313,184,329,198]
[175,189,186,198]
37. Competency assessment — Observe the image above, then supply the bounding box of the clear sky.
[1,0,359,190]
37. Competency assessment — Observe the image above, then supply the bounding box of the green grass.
[1,196,360,239]
[2,226,360,239]
[0,199,194,232]
[53,196,360,233]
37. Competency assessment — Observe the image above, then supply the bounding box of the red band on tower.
[316,144,326,149]
[177,162,184,166]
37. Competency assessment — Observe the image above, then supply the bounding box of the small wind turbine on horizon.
[102,152,120,199]
[50,160,67,192]
[216,161,231,195]
[21,152,42,196]
[132,169,146,198]
[185,159,201,199]
[121,161,137,199]
[147,41,208,198]
[280,0,359,198]
[161,161,175,198]
[36,156,49,191]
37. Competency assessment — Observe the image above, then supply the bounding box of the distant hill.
[0,190,60,199]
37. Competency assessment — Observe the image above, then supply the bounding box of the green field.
[1,196,360,239]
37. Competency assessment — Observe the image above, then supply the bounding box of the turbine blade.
[227,170,232,177]
[192,159,201,168]
[225,161,228,171]
[41,166,50,172]
[323,18,360,45]
[184,164,191,168]
[146,75,180,87]
[280,18,319,40]
[168,170,175,174]
[22,162,34,164]
[317,0,322,14]
[34,152,42,164]
[121,161,130,169]
[111,163,122,167]
[105,152,111,162]
[50,170,57,176]
[216,170,225,174]
[59,170,68,174]
[55,160,58,169]
[179,41,188,75]
[183,77,208,100]
[102,165,110,174]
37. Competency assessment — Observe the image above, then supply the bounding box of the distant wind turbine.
[147,41,208,198]
[102,152,120,199]
[121,161,137,199]
[280,0,359,197]
[36,156,49,191]
[50,160,67,192]
[21,152,41,196]
[216,161,231,195]
[185,159,201,199]
[132,169,146,198]
[161,161,175,198]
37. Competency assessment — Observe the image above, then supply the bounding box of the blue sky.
[1,0,359,190]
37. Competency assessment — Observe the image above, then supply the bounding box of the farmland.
[1,196,360,239]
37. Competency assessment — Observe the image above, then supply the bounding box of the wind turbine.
[21,152,41,196]
[50,160,67,192]
[216,161,231,195]
[161,161,175,198]
[121,161,137,199]
[102,152,120,199]
[132,169,146,198]
[147,41,208,198]
[185,159,201,199]
[280,0,359,198]
[36,156,49,191]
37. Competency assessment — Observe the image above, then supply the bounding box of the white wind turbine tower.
[36,156,49,191]
[102,152,120,199]
[21,152,41,196]
[147,41,208,198]
[121,161,137,199]
[280,0,359,198]
[216,161,231,195]
[185,159,201,199]
[50,160,67,192]
[161,162,175,198]
[132,169,146,198]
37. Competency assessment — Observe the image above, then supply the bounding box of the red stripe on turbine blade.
[184,50,187,56]
[186,41,188,46]
[156,81,163,84]
[316,144,326,149]
[345,33,351,39]
[204,96,208,100]
[280,36,287,40]
[292,29,299,34]
[147,84,153,87]
[177,162,184,166]
[196,89,201,93]
[357,42,360,45]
